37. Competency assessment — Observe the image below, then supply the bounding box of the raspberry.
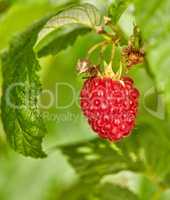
[80,76,139,141]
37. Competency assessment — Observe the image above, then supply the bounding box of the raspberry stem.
[104,44,115,77]
[116,62,123,80]
[84,19,144,79]
[87,41,108,58]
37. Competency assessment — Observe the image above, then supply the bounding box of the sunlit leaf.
[108,0,130,23]
[34,3,102,57]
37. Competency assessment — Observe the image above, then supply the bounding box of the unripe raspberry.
[80,76,139,141]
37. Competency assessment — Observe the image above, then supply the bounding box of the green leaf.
[134,0,170,90]
[0,17,50,158]
[35,24,91,57]
[60,121,170,197]
[0,0,9,14]
[94,183,139,200]
[59,182,138,200]
[34,3,102,57]
[133,0,170,182]
[137,120,170,183]
[0,1,55,51]
[108,0,130,24]
[61,139,144,183]
[102,170,158,199]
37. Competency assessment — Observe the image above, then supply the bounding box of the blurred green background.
[0,0,170,199]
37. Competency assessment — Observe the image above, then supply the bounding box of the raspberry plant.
[1,2,144,157]
[0,0,170,199]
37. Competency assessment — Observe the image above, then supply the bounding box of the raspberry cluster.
[80,77,139,141]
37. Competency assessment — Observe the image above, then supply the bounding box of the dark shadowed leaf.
[1,18,50,158]
[59,182,138,200]
[61,138,144,183]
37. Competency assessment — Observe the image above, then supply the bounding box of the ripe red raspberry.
[80,76,139,141]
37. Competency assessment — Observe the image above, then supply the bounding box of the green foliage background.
[0,0,170,199]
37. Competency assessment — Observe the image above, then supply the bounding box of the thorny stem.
[99,43,108,64]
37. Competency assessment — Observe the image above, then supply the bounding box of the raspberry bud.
[80,76,140,141]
